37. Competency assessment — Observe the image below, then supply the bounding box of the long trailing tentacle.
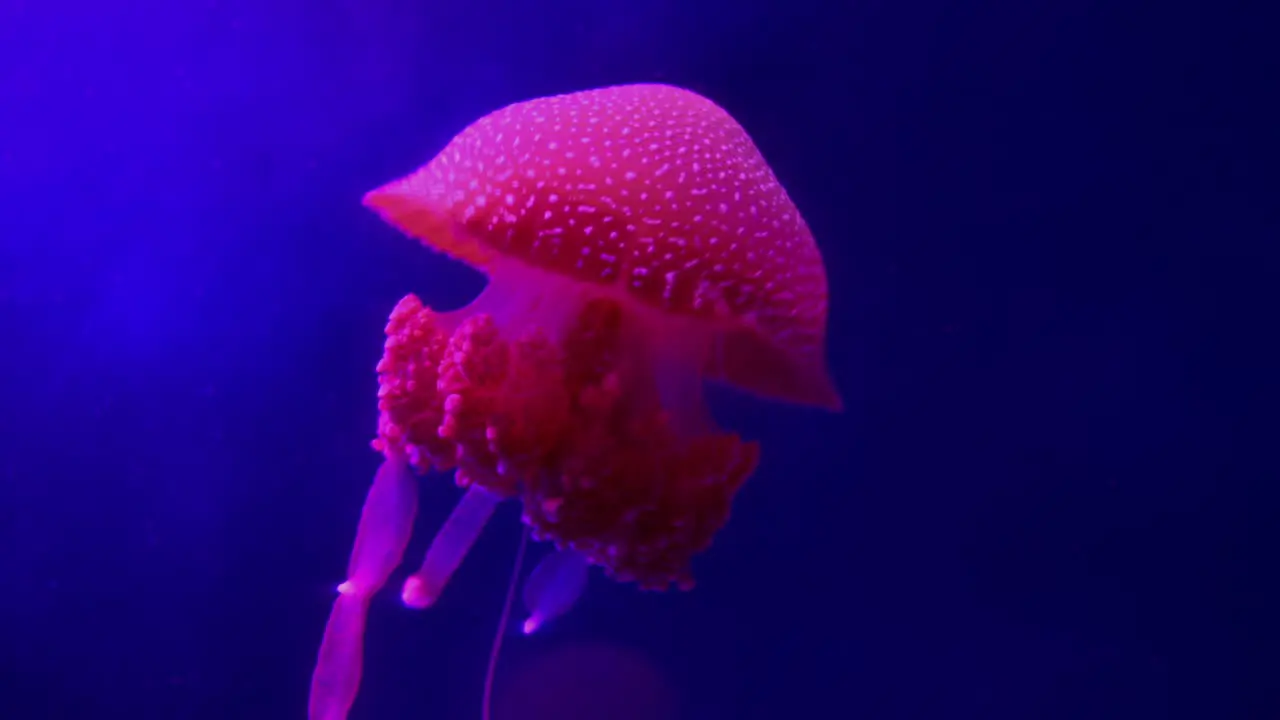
[483,523,530,720]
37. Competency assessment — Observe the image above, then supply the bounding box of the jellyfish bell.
[365,83,840,414]
[309,83,839,720]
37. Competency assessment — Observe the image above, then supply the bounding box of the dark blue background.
[1,0,1268,718]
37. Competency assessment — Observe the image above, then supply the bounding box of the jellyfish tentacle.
[308,593,368,720]
[342,453,419,594]
[522,546,589,634]
[402,485,502,608]
[483,524,530,720]
[310,453,418,720]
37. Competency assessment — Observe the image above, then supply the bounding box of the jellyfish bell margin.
[309,82,839,720]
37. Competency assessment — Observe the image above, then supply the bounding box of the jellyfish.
[309,83,839,720]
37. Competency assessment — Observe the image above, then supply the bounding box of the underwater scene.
[1,1,1262,719]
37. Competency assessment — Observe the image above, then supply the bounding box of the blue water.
[1,1,1264,719]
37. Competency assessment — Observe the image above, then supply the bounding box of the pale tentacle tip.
[336,580,356,596]
[522,614,543,635]
[400,575,438,609]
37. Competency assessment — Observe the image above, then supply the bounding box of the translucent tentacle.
[308,593,368,720]
[401,485,501,608]
[483,525,529,720]
[310,454,418,720]
[521,547,588,634]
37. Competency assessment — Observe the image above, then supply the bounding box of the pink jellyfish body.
[309,83,839,720]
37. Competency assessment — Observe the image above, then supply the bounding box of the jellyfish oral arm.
[341,453,419,595]
[309,453,418,720]
[402,485,502,609]
[309,592,368,720]
[521,548,589,634]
